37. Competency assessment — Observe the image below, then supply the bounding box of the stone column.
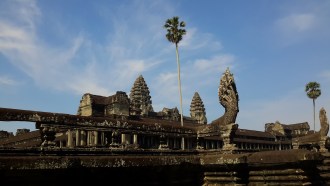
[67,129,74,148]
[75,129,80,147]
[181,137,185,150]
[133,134,138,145]
[133,134,139,148]
[101,132,105,146]
[121,133,126,145]
[94,131,98,146]
[80,130,86,146]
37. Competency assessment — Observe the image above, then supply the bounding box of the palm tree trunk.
[313,99,315,133]
[175,43,184,150]
[175,43,184,127]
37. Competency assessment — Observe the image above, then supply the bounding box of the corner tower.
[129,75,154,116]
[190,92,207,124]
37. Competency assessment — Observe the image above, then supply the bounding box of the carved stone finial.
[292,107,329,152]
[129,75,154,116]
[320,107,329,137]
[190,92,207,124]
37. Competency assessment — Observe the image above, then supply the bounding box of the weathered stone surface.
[247,149,323,164]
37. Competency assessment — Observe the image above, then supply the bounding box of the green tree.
[305,82,321,132]
[164,16,186,127]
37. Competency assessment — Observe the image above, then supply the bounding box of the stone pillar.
[133,134,138,144]
[67,129,74,148]
[80,130,86,146]
[181,137,185,150]
[87,131,90,146]
[94,131,98,146]
[75,129,80,147]
[101,132,105,146]
[121,133,126,145]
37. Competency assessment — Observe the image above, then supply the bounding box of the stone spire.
[129,75,154,116]
[190,92,207,124]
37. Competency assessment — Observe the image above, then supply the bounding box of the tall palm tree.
[164,16,186,127]
[305,82,321,133]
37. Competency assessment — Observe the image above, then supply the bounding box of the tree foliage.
[305,82,321,99]
[164,16,186,45]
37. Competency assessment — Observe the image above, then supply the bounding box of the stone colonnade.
[65,129,197,150]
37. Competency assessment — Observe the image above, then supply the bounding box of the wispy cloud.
[320,70,330,81]
[0,0,111,95]
[180,28,222,51]
[0,76,17,86]
[276,14,316,33]
[192,54,234,73]
[273,1,330,45]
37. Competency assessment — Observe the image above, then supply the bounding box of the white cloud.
[192,54,234,73]
[0,0,112,96]
[320,70,330,81]
[0,76,17,86]
[273,2,330,45]
[276,14,316,33]
[180,28,222,51]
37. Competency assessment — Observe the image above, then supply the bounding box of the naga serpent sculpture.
[211,68,239,126]
[198,68,239,137]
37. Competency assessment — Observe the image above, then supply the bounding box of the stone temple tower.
[190,92,207,124]
[129,75,154,116]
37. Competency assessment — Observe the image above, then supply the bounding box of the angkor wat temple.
[0,68,330,185]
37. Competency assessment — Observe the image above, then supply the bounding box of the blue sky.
[1,0,330,133]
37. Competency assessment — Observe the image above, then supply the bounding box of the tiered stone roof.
[190,92,207,124]
[129,75,154,116]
